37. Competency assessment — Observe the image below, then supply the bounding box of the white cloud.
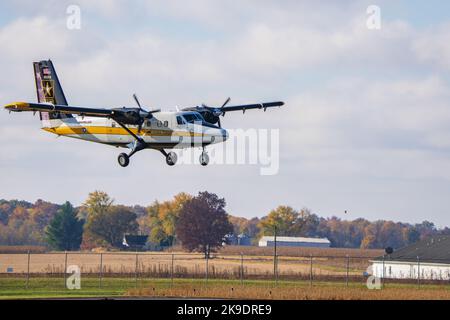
[413,22,450,70]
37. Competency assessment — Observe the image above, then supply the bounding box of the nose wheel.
[166,152,178,166]
[118,153,130,167]
[200,151,209,166]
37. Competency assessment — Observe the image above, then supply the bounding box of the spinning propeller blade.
[133,93,142,110]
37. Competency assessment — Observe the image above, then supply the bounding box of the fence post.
[273,228,278,286]
[99,253,103,288]
[135,251,139,289]
[171,253,174,287]
[240,253,244,285]
[417,256,421,289]
[346,255,349,287]
[309,254,313,287]
[26,250,30,289]
[382,255,385,289]
[205,252,209,284]
[64,251,68,289]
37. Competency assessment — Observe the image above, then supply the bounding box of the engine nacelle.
[200,111,220,125]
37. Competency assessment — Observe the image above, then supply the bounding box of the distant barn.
[258,236,331,248]
[122,235,148,251]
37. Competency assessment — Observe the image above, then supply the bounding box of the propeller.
[133,93,142,109]
[221,97,231,108]
[132,93,161,133]
[200,97,231,128]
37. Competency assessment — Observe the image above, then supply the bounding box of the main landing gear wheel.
[200,152,209,166]
[118,153,130,167]
[166,152,178,166]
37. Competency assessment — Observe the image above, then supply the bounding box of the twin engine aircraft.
[4,60,284,167]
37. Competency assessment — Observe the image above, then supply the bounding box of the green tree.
[85,205,138,247]
[176,192,233,258]
[258,206,304,237]
[45,202,84,251]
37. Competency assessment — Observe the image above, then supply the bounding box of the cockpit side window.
[177,116,185,125]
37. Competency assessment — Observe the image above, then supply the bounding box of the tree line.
[1,193,449,252]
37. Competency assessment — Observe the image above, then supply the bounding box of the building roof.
[259,236,330,244]
[374,235,450,264]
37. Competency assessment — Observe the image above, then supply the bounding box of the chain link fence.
[0,252,449,292]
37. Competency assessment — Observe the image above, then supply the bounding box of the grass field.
[1,277,450,300]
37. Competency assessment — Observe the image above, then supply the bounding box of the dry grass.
[219,246,383,258]
[0,252,372,280]
[128,284,450,300]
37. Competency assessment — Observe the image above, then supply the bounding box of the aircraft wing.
[4,102,113,117]
[221,101,284,113]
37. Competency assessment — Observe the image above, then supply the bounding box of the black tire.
[118,153,130,167]
[200,152,209,166]
[166,152,177,166]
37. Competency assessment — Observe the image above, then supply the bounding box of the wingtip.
[4,102,29,111]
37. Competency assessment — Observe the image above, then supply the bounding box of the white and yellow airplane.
[4,60,284,167]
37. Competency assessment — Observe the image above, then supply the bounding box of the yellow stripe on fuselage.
[42,126,207,137]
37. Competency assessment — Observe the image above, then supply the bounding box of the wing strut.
[115,120,145,143]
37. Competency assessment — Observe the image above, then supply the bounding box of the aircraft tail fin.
[33,60,72,127]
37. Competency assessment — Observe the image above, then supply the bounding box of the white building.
[258,236,331,248]
[371,236,450,281]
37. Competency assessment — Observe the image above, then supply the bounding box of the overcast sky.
[1,1,450,226]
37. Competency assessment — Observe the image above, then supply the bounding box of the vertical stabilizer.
[33,60,71,127]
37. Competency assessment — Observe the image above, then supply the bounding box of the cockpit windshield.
[182,113,204,124]
[180,112,220,128]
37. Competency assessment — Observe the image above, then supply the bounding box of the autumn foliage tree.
[80,191,114,249]
[84,205,138,248]
[258,206,312,237]
[176,192,233,258]
[143,193,192,246]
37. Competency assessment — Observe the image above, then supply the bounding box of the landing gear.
[118,153,130,167]
[166,152,178,166]
[200,150,209,166]
[115,121,147,168]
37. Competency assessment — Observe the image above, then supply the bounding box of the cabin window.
[177,116,184,125]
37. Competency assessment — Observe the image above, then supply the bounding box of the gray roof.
[259,236,330,244]
[374,235,450,264]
